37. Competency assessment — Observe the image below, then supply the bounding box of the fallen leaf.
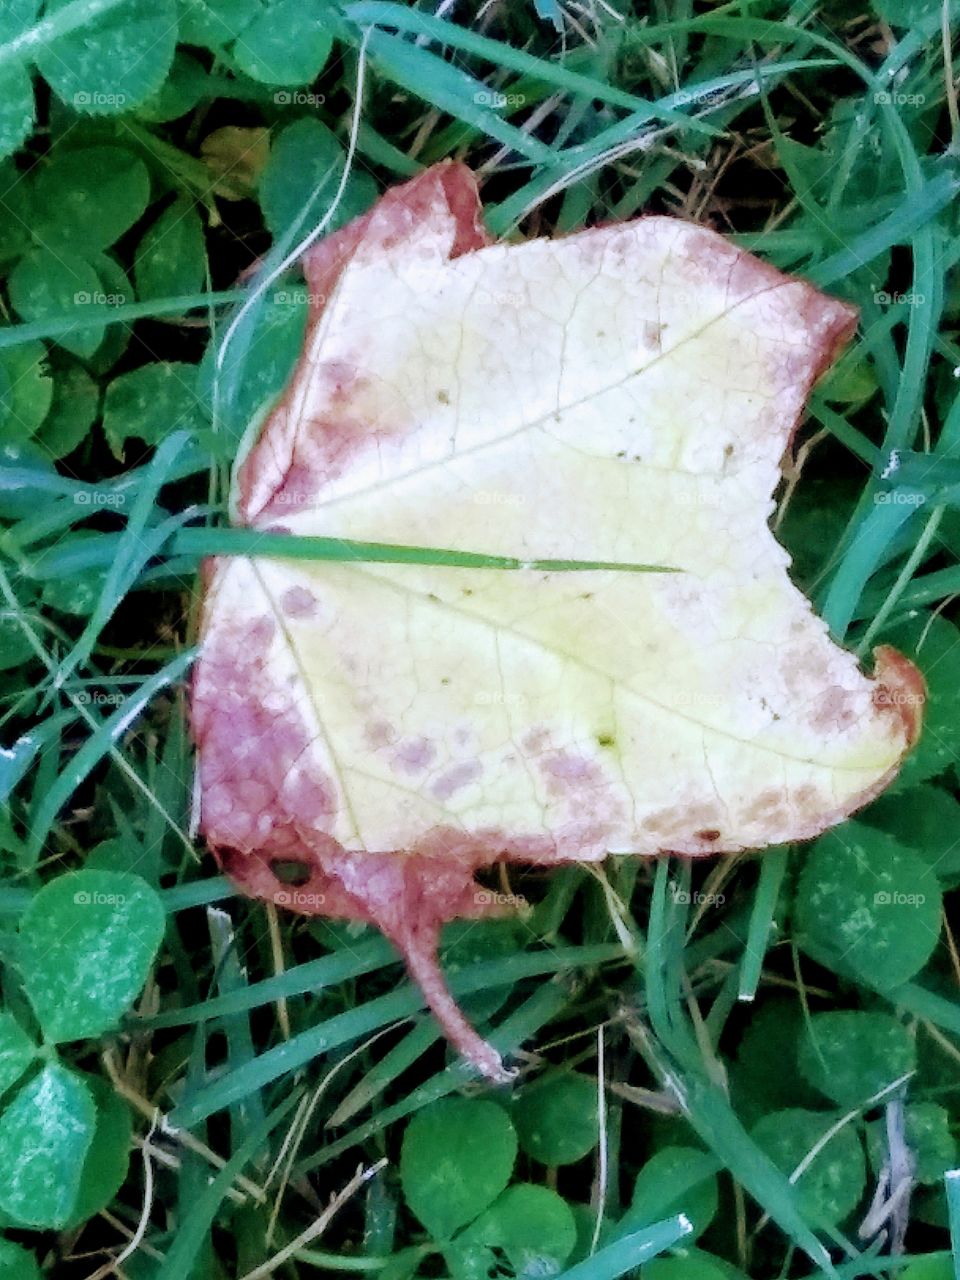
[192,163,923,1080]
[200,125,270,200]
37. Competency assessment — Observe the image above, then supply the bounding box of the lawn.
[0,1,959,1278]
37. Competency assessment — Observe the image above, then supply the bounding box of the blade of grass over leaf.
[298,978,576,1175]
[138,937,399,1029]
[553,1216,694,1280]
[820,501,920,639]
[22,525,681,580]
[0,289,246,349]
[486,60,836,235]
[174,528,679,573]
[172,944,620,1128]
[738,848,789,1002]
[947,1170,960,1280]
[54,430,195,688]
[346,1,719,135]
[156,1090,303,1280]
[26,649,196,865]
[807,170,959,289]
[363,30,558,167]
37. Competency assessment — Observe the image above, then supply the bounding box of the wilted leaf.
[200,126,270,200]
[193,163,923,1078]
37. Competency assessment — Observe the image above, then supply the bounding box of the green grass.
[1,1,960,1277]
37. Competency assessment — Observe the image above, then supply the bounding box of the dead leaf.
[200,126,270,200]
[192,162,923,1080]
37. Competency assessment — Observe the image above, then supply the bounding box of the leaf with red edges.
[192,162,923,1080]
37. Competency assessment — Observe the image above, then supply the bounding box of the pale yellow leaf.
[193,163,922,1077]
